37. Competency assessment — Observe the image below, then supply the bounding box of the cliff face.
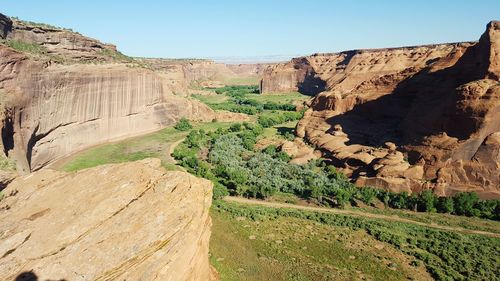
[142,58,269,91]
[265,21,500,197]
[0,13,224,172]
[260,43,472,95]
[0,46,216,171]
[0,158,215,281]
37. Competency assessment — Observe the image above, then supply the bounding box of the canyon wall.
[0,45,215,171]
[0,158,216,281]
[263,21,500,198]
[142,58,269,90]
[0,13,244,172]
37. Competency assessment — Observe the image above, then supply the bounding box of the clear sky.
[2,0,499,60]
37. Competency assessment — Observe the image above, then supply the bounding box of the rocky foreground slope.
[262,21,500,198]
[0,158,216,281]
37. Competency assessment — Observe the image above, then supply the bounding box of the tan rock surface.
[0,158,215,281]
[264,21,500,197]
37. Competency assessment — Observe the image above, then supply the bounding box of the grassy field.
[192,90,310,107]
[261,192,500,234]
[212,200,500,281]
[244,92,310,104]
[357,206,500,234]
[191,94,230,105]
[211,203,432,281]
[58,122,232,172]
[261,120,297,140]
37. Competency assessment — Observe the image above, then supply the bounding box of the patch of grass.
[97,48,134,63]
[210,204,432,281]
[0,155,16,171]
[214,201,500,281]
[5,39,47,55]
[60,122,232,172]
[261,120,298,140]
[245,92,310,105]
[192,94,230,105]
[358,207,500,234]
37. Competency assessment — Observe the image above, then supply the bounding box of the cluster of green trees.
[257,111,304,128]
[209,86,297,115]
[358,188,499,220]
[173,123,500,221]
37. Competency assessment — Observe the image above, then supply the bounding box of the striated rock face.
[0,12,231,172]
[266,21,500,197]
[260,43,471,95]
[142,58,269,92]
[0,158,215,281]
[0,48,216,171]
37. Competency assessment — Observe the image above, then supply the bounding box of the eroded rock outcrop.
[265,21,500,197]
[5,16,121,62]
[0,158,215,281]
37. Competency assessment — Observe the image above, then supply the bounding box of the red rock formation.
[265,21,500,198]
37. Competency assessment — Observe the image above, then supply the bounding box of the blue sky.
[2,0,499,60]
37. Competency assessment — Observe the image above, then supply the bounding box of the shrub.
[436,197,454,214]
[174,118,193,131]
[418,190,437,212]
[213,182,229,200]
[357,187,379,205]
[229,123,242,132]
[453,192,479,216]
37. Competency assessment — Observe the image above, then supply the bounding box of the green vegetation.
[0,155,15,171]
[5,39,47,55]
[11,17,74,31]
[173,124,500,221]
[214,200,500,281]
[356,206,500,234]
[97,48,134,62]
[257,110,304,128]
[211,205,432,281]
[60,122,232,172]
[192,85,309,116]
[174,118,193,131]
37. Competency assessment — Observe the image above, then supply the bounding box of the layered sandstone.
[142,58,269,92]
[0,13,234,172]
[4,14,122,62]
[265,21,500,197]
[0,46,218,171]
[0,158,215,281]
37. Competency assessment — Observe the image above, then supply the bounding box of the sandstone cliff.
[4,14,123,63]
[0,13,225,172]
[142,58,269,92]
[264,21,500,198]
[0,44,217,172]
[0,158,215,281]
